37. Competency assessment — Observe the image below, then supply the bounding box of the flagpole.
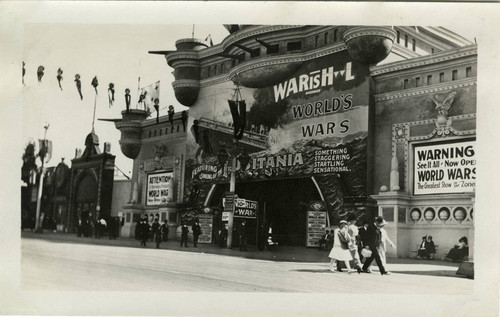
[137,77,141,110]
[34,123,50,233]
[92,92,97,131]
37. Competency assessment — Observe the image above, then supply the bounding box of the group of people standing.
[76,216,122,240]
[328,215,394,275]
[180,221,202,247]
[135,218,169,248]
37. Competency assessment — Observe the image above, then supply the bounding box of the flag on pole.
[139,81,160,113]
[38,139,53,164]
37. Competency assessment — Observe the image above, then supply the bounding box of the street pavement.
[21,231,472,294]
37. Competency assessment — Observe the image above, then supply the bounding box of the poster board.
[306,211,327,247]
[146,171,173,206]
[413,140,475,195]
[197,214,213,244]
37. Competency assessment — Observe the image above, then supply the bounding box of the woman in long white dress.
[328,220,354,273]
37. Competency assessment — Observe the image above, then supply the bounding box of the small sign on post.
[234,198,258,219]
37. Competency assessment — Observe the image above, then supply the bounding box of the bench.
[409,244,439,259]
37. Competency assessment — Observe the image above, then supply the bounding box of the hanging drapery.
[228,84,246,140]
[139,81,160,114]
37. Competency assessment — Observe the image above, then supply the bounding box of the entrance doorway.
[210,177,322,246]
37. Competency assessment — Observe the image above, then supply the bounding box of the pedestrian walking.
[378,223,395,267]
[317,230,329,250]
[76,217,83,237]
[140,219,149,247]
[328,221,354,273]
[361,216,391,275]
[219,225,228,248]
[192,220,202,247]
[97,217,107,239]
[134,220,141,240]
[325,230,334,251]
[357,221,369,261]
[347,214,363,273]
[155,227,162,249]
[239,221,248,251]
[160,221,169,242]
[180,223,189,247]
[151,218,160,242]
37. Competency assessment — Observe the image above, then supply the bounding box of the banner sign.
[146,171,173,206]
[414,140,476,195]
[183,50,369,210]
[197,214,213,244]
[306,211,327,247]
[234,198,258,218]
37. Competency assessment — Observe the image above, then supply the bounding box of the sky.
[22,24,228,178]
[21,22,477,179]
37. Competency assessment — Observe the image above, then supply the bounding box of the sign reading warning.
[414,141,476,195]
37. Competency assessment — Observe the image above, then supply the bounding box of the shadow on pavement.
[292,269,333,273]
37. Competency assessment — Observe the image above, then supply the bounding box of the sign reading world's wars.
[414,140,476,195]
[146,171,173,206]
[184,50,370,210]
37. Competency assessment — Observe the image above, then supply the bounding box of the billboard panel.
[413,140,476,195]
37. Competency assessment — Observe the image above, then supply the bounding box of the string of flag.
[22,62,162,114]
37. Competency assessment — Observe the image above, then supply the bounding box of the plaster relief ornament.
[75,74,83,100]
[431,91,456,136]
[56,68,63,90]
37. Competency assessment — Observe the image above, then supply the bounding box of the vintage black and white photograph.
[1,2,499,317]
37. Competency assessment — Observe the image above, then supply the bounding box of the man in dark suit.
[239,221,248,251]
[357,221,369,260]
[361,216,390,275]
[192,220,202,247]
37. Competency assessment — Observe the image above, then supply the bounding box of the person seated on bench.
[417,236,428,259]
[425,235,436,260]
[445,236,469,262]
[267,235,278,247]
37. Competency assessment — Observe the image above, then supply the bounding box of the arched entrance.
[72,172,98,235]
[209,177,323,246]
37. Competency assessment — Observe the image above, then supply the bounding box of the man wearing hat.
[361,216,391,275]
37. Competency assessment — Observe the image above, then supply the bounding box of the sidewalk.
[21,230,464,276]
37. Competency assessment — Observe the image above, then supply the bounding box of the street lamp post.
[34,123,50,233]
[217,142,250,249]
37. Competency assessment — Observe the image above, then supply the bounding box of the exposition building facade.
[113,25,476,258]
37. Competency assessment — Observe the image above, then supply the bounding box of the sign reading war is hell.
[234,198,258,218]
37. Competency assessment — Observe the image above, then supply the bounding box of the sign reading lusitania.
[413,140,476,195]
